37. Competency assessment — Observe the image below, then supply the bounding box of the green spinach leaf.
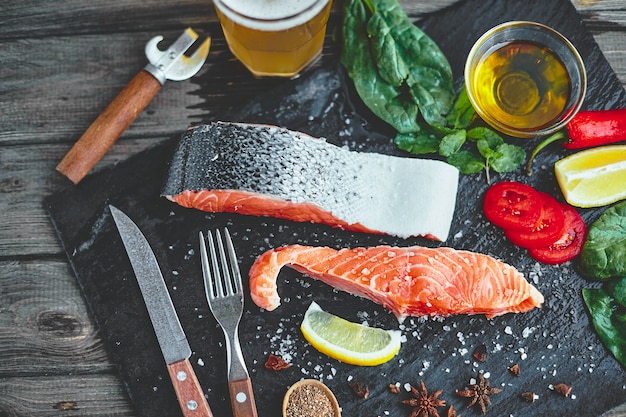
[580,201,626,369]
[341,0,454,132]
[608,277,626,307]
[446,87,476,129]
[367,13,409,87]
[342,0,421,133]
[579,200,626,280]
[373,0,454,126]
[394,131,440,155]
[583,287,626,369]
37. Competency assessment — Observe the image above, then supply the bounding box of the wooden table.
[1,0,625,415]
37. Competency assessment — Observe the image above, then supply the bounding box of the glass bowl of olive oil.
[464,21,586,138]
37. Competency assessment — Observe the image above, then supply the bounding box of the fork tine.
[207,229,228,298]
[198,231,215,300]
[222,228,242,295]
[200,228,243,299]
[213,229,232,297]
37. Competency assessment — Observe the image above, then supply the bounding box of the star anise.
[456,372,502,415]
[553,383,572,397]
[447,405,461,417]
[402,380,446,417]
[348,381,369,399]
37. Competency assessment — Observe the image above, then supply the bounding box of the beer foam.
[215,0,330,31]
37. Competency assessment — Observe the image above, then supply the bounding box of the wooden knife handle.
[167,359,214,417]
[56,69,162,184]
[228,378,258,417]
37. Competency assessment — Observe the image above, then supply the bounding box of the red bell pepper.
[526,108,626,175]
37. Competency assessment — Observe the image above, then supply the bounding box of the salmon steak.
[162,122,459,240]
[249,245,544,321]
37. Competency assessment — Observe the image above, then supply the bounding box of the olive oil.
[471,41,571,131]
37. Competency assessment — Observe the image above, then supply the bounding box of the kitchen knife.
[110,205,214,417]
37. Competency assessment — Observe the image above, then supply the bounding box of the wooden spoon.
[282,379,341,417]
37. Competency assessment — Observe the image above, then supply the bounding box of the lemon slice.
[554,145,626,208]
[300,301,401,366]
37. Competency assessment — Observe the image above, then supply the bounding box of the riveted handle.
[229,378,258,417]
[56,70,162,184]
[167,359,214,417]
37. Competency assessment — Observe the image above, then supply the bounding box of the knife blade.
[109,205,214,417]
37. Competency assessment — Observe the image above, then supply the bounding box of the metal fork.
[199,228,258,417]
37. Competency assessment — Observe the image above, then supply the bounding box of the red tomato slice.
[483,181,543,231]
[504,192,566,249]
[527,203,587,265]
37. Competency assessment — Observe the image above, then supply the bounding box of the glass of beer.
[213,0,333,78]
[464,21,586,138]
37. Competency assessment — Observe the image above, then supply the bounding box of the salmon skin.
[249,245,544,321]
[162,122,459,240]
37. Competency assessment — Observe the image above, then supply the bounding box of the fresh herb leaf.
[476,138,498,159]
[471,128,525,173]
[439,130,466,157]
[447,150,485,174]
[490,143,527,173]
[468,127,504,146]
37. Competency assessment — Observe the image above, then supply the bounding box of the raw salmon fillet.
[249,245,544,320]
[162,122,459,241]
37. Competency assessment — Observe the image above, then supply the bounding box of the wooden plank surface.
[0,0,624,416]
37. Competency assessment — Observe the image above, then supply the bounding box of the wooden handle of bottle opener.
[56,70,162,184]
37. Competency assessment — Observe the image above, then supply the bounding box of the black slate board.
[46,0,626,416]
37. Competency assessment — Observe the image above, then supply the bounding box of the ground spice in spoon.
[285,383,336,417]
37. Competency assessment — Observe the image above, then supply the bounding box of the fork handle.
[228,378,258,417]
[167,359,215,417]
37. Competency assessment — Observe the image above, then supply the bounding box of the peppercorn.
[285,384,336,417]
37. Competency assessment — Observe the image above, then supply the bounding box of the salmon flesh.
[249,245,544,321]
[162,122,459,240]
